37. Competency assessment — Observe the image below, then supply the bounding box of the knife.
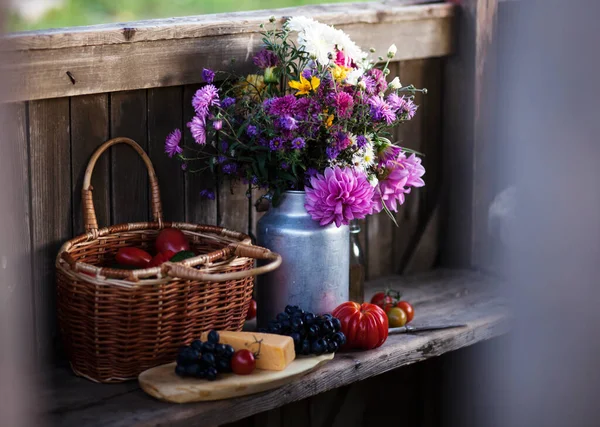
[389,324,468,334]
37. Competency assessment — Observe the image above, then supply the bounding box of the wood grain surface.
[42,269,509,426]
[1,3,454,102]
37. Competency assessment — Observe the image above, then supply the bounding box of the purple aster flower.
[269,137,284,151]
[335,92,354,119]
[368,96,396,124]
[187,116,207,145]
[302,68,315,80]
[164,129,183,157]
[213,119,223,130]
[267,95,297,116]
[217,155,227,164]
[326,145,341,160]
[402,98,418,120]
[295,97,318,121]
[222,162,238,175]
[278,115,298,131]
[221,97,236,109]
[306,168,319,177]
[220,141,228,152]
[181,163,188,171]
[291,137,306,150]
[192,84,220,120]
[356,135,369,149]
[386,93,406,112]
[246,125,258,138]
[305,167,375,227]
[362,76,377,96]
[253,49,279,69]
[199,189,216,200]
[202,68,215,84]
[281,162,290,170]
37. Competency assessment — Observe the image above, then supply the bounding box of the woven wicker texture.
[55,138,281,383]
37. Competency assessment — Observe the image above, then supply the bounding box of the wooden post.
[441,0,499,269]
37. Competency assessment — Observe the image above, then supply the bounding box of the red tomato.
[332,302,389,350]
[115,247,152,268]
[231,350,256,375]
[155,228,190,254]
[370,292,395,312]
[148,250,176,267]
[246,299,257,321]
[395,301,414,323]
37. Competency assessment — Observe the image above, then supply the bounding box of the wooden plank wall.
[16,58,442,358]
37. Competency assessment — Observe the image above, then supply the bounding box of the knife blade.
[389,324,468,334]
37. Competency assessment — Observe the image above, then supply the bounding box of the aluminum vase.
[256,191,349,327]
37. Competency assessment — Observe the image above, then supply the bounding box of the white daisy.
[345,68,365,86]
[331,28,368,64]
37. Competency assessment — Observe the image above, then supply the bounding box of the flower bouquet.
[166,16,426,227]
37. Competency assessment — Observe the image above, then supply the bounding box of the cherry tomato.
[395,301,414,323]
[231,349,256,375]
[246,299,257,321]
[115,247,152,268]
[155,228,190,254]
[370,292,395,312]
[148,250,176,267]
[387,307,407,327]
[332,302,389,350]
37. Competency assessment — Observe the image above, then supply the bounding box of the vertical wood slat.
[218,181,250,234]
[147,86,186,222]
[110,90,149,224]
[70,94,110,233]
[394,58,443,274]
[29,98,71,358]
[392,60,423,271]
[183,84,218,225]
[441,0,499,268]
[0,102,36,360]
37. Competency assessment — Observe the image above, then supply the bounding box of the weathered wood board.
[42,269,509,426]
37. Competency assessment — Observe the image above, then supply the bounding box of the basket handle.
[82,137,163,231]
[165,244,282,282]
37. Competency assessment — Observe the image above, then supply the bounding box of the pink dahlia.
[305,167,374,227]
[398,152,426,188]
[372,166,409,213]
[372,152,426,213]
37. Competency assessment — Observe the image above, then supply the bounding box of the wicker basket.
[56,137,281,383]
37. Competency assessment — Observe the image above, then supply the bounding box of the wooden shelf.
[43,269,509,427]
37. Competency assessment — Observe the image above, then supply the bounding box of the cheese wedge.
[201,331,295,371]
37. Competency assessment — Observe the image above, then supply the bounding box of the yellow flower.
[288,75,321,96]
[236,74,266,100]
[330,65,352,83]
[324,113,334,128]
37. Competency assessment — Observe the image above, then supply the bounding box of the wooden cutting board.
[139,353,334,403]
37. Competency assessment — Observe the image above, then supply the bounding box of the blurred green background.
[8,0,370,32]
